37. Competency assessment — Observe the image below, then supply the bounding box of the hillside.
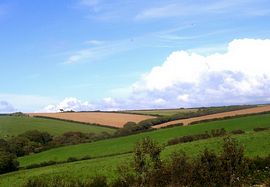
[19,113,270,167]
[154,105,270,128]
[0,116,116,138]
[0,115,270,186]
[30,112,155,128]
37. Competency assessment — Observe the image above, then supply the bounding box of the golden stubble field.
[30,112,155,128]
[154,105,270,128]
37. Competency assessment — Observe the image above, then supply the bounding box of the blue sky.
[1,0,270,112]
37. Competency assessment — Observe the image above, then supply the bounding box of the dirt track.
[153,105,270,128]
[30,112,155,128]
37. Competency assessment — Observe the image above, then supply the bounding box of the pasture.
[19,113,270,167]
[0,116,116,138]
[154,105,270,128]
[1,130,270,187]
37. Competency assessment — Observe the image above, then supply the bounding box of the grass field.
[0,116,116,138]
[155,105,270,128]
[19,113,270,167]
[121,108,198,116]
[1,130,270,187]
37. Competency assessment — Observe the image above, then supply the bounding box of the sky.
[1,0,270,112]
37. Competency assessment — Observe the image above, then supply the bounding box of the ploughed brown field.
[154,105,270,128]
[29,112,155,128]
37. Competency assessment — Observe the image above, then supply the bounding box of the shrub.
[169,151,193,186]
[254,127,269,132]
[210,128,227,137]
[0,151,19,174]
[167,132,211,145]
[193,149,222,186]
[20,130,53,145]
[67,157,78,162]
[231,129,245,134]
[219,137,249,186]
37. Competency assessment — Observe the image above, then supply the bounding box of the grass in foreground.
[0,116,116,139]
[1,130,270,187]
[19,113,270,167]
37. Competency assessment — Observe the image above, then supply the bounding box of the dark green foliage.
[219,137,249,186]
[169,151,193,186]
[9,112,29,117]
[210,128,227,137]
[139,105,255,127]
[132,137,168,187]
[167,132,211,145]
[231,129,245,134]
[193,149,223,186]
[8,136,35,156]
[115,122,152,136]
[86,175,108,187]
[254,127,269,132]
[20,137,270,186]
[160,123,183,129]
[67,157,78,162]
[20,130,53,145]
[0,151,19,174]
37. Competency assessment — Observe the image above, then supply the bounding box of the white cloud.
[131,38,270,107]
[177,94,189,102]
[0,93,56,112]
[135,1,264,20]
[43,97,95,112]
[45,38,270,111]
[0,101,16,113]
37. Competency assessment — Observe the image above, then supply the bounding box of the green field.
[122,108,198,116]
[1,130,270,187]
[0,116,116,138]
[19,113,270,167]
[0,113,270,186]
[121,105,256,116]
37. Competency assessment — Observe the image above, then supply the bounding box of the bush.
[231,129,245,134]
[167,133,211,145]
[0,151,19,174]
[169,151,192,186]
[254,127,269,132]
[67,157,78,162]
[219,137,249,186]
[210,128,227,137]
[20,130,53,145]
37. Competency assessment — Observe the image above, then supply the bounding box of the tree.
[0,151,19,174]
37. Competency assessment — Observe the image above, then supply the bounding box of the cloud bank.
[44,38,270,112]
[0,101,16,113]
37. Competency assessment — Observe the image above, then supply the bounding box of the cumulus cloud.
[43,97,95,112]
[0,101,16,113]
[44,38,270,111]
[131,38,270,107]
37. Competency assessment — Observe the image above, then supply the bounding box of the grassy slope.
[1,130,270,187]
[19,113,270,167]
[122,108,198,116]
[0,116,115,138]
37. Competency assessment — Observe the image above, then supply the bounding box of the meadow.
[1,130,269,187]
[19,113,270,167]
[0,116,116,138]
[122,108,198,116]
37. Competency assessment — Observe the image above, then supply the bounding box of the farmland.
[0,111,270,186]
[0,116,116,138]
[19,112,270,167]
[0,130,269,187]
[121,108,198,116]
[30,112,155,128]
[154,105,270,128]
